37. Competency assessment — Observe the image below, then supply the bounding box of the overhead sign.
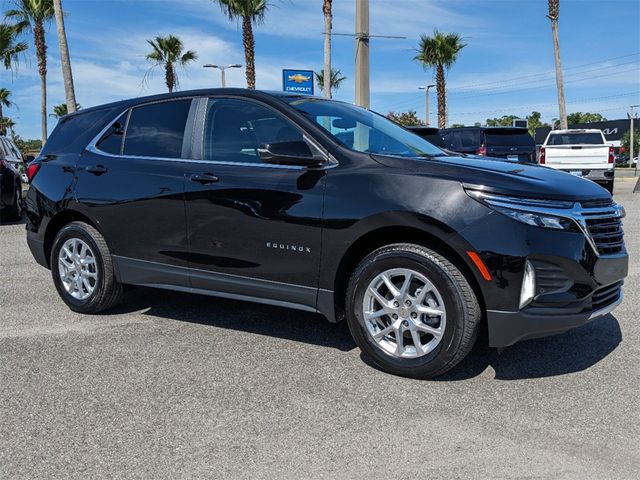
[282,69,314,95]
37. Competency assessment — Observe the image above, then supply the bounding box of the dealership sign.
[282,69,314,95]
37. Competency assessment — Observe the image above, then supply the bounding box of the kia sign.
[283,69,314,95]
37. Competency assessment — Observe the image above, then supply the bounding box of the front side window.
[123,99,191,158]
[203,98,304,163]
[285,98,444,158]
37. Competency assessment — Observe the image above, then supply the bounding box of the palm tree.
[0,88,15,131]
[214,0,269,89]
[145,35,197,93]
[414,30,466,128]
[322,0,332,98]
[6,0,55,145]
[0,116,15,136]
[547,0,567,129]
[50,102,80,118]
[315,68,346,96]
[0,23,27,71]
[52,0,77,113]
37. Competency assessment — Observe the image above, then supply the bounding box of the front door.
[184,97,326,309]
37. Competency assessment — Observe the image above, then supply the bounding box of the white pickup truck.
[539,129,615,193]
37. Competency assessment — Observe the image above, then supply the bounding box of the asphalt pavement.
[1,178,638,479]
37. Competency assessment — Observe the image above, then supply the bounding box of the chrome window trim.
[85,96,338,171]
[466,189,625,257]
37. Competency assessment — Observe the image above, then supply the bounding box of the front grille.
[592,281,623,311]
[578,200,625,255]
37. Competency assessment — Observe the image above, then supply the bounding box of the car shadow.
[112,287,357,352]
[111,287,622,377]
[432,314,622,381]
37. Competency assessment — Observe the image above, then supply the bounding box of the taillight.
[476,145,487,156]
[27,162,41,182]
[608,146,614,164]
[539,147,546,164]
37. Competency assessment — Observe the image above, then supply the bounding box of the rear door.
[183,96,326,309]
[484,129,536,162]
[76,98,196,286]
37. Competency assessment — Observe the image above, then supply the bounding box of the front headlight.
[465,189,578,231]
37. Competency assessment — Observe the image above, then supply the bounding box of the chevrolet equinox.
[25,89,628,378]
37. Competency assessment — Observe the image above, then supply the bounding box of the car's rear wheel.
[603,180,614,194]
[346,243,481,379]
[51,221,122,313]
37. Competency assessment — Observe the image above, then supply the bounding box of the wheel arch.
[43,209,101,268]
[330,225,486,324]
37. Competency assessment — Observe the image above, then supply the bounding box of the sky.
[1,0,639,140]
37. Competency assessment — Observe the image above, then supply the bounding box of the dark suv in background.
[406,126,444,148]
[441,126,537,163]
[25,90,628,379]
[0,135,24,221]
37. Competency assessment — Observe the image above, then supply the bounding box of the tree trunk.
[34,20,48,145]
[165,61,175,92]
[242,16,256,89]
[323,0,332,98]
[53,0,77,113]
[550,18,567,129]
[436,64,446,129]
[0,103,4,136]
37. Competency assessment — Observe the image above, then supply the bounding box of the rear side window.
[485,131,534,148]
[123,100,191,158]
[443,130,481,150]
[42,108,116,155]
[95,112,127,155]
[547,132,604,145]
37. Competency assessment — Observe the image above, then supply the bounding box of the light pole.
[203,64,242,88]
[629,104,639,174]
[418,84,435,126]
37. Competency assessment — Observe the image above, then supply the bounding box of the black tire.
[4,184,22,221]
[346,243,481,379]
[50,221,122,313]
[603,180,614,194]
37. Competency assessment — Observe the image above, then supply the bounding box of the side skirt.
[113,255,334,318]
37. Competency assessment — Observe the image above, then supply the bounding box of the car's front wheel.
[346,243,481,379]
[51,221,122,313]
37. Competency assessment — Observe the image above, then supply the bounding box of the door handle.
[85,165,108,175]
[189,173,219,184]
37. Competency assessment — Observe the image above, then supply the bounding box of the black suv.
[25,90,628,378]
[0,135,24,221]
[441,126,536,163]
[406,126,444,148]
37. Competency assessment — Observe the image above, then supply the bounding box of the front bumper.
[486,252,627,347]
[488,290,623,347]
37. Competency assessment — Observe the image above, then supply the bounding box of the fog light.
[519,260,536,309]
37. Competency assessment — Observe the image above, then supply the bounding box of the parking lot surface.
[1,178,639,479]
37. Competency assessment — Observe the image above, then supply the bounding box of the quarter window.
[96,112,127,155]
[203,98,304,163]
[122,99,191,158]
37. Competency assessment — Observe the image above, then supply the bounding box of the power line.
[448,52,640,91]
[448,92,640,117]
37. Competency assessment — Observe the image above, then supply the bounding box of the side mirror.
[258,141,323,167]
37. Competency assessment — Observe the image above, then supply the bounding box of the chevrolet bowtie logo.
[288,73,311,84]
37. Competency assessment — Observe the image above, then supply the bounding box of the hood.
[371,153,611,202]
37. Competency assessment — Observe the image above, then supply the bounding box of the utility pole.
[418,85,435,126]
[355,0,369,109]
[629,105,638,174]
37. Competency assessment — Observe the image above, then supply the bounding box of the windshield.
[485,131,534,148]
[547,132,604,145]
[285,98,444,157]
